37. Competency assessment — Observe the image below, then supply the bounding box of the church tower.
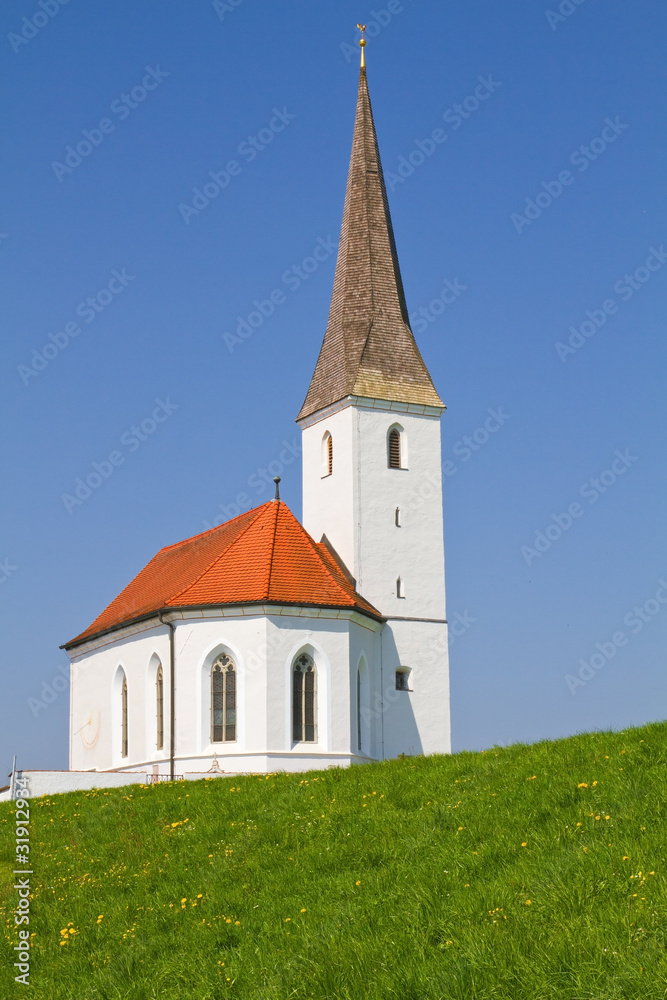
[297,48,450,756]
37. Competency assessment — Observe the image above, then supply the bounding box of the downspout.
[159,613,176,780]
[380,628,385,761]
[9,755,16,800]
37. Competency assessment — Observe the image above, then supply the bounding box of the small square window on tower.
[396,668,411,691]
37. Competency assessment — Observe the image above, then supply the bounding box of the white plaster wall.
[68,609,384,774]
[302,403,446,620]
[69,628,172,773]
[381,620,451,758]
[302,405,357,575]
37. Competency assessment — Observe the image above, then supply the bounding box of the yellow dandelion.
[285,917,291,922]
[521,842,528,847]
[578,783,588,788]
[300,908,307,913]
[525,899,532,905]
[356,880,361,885]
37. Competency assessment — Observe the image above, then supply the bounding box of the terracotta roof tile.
[65,502,381,647]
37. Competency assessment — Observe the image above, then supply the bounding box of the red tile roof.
[64,501,382,647]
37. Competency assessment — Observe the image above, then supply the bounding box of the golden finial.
[357,23,367,68]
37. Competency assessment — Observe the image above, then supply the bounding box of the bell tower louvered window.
[322,432,333,477]
[388,428,401,469]
[211,654,236,743]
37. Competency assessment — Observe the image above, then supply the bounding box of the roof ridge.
[167,503,272,605]
[286,511,361,606]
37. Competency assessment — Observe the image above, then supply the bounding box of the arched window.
[121,675,128,758]
[388,428,402,469]
[322,431,333,477]
[211,654,236,743]
[156,665,164,750]
[293,653,317,743]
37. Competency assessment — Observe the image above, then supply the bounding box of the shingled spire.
[297,61,444,421]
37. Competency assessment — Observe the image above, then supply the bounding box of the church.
[63,44,452,777]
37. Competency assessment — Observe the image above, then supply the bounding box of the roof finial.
[357,23,367,68]
[273,476,281,501]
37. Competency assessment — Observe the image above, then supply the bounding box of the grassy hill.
[1,722,667,1000]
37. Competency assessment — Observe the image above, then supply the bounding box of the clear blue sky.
[1,0,666,773]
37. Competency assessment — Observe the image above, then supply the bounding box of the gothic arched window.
[322,431,333,477]
[293,653,317,743]
[121,675,128,758]
[388,427,402,469]
[211,654,236,743]
[156,665,164,750]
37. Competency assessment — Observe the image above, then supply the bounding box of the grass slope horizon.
[2,721,666,999]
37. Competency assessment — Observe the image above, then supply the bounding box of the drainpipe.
[159,613,176,780]
[9,755,16,800]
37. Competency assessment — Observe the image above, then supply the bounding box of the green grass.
[1,722,667,999]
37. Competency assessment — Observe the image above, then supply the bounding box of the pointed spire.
[297,58,443,422]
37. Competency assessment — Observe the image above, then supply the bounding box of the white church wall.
[68,608,385,775]
[381,620,451,758]
[301,405,357,575]
[69,627,171,773]
[301,402,446,622]
[355,407,446,621]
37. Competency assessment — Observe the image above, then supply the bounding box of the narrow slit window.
[211,654,236,743]
[156,665,164,750]
[388,428,401,469]
[395,506,401,527]
[293,653,317,743]
[322,432,333,477]
[121,675,128,758]
[396,576,405,599]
